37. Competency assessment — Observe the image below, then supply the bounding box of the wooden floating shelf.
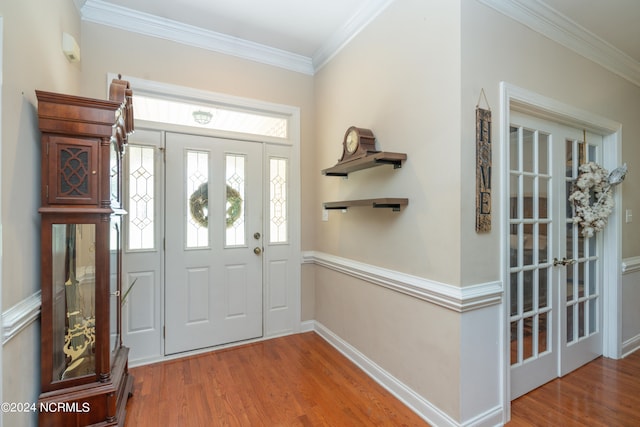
[323,198,408,212]
[322,152,407,177]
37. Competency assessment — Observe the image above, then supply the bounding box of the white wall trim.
[622,256,640,275]
[2,291,41,345]
[312,0,395,72]
[303,251,502,313]
[80,0,314,75]
[80,0,393,76]
[478,0,640,88]
[312,321,458,427]
[622,334,640,358]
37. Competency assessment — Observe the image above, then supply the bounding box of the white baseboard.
[622,334,640,358]
[310,320,460,426]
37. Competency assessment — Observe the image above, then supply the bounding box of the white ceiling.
[91,0,375,58]
[76,0,640,82]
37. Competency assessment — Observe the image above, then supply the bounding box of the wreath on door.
[189,182,242,228]
[568,162,626,237]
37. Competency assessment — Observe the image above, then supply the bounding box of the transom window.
[133,95,288,138]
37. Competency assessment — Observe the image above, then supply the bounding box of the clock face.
[345,129,359,153]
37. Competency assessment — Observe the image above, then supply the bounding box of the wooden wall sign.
[476,107,492,232]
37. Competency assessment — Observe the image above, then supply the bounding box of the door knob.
[254,247,262,255]
[553,257,576,267]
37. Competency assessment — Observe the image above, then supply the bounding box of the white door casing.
[116,74,301,364]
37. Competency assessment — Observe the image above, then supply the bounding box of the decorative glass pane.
[128,145,155,250]
[134,95,288,139]
[52,224,96,381]
[187,151,209,248]
[60,146,90,196]
[225,154,246,247]
[270,158,288,243]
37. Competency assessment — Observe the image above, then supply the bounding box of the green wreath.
[189,182,242,228]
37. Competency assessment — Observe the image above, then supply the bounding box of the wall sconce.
[62,32,81,63]
[192,110,213,125]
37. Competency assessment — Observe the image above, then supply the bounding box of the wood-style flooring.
[508,350,640,426]
[124,332,428,426]
[125,332,640,426]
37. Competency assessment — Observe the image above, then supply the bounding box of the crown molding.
[478,0,640,88]
[79,0,315,75]
[312,0,395,72]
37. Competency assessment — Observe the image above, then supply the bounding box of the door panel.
[122,129,164,362]
[165,132,263,355]
[509,112,603,399]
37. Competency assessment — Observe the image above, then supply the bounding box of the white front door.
[164,132,263,355]
[509,112,604,399]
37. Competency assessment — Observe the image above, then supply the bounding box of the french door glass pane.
[509,124,551,367]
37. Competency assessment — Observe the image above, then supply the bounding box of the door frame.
[500,82,623,417]
[111,74,302,364]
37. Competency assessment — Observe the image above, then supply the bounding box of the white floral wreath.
[568,162,614,238]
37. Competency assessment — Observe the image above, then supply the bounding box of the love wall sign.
[476,107,492,232]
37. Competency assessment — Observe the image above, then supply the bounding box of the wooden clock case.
[36,78,134,427]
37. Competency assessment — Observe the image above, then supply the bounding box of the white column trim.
[303,251,502,313]
[2,291,41,345]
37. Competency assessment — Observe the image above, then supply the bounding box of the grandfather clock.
[36,78,134,426]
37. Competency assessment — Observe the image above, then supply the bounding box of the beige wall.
[459,0,640,286]
[313,0,464,420]
[1,1,82,425]
[315,0,463,284]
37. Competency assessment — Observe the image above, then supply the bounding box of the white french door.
[164,132,263,355]
[509,112,604,399]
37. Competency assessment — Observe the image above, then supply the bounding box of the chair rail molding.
[302,251,502,312]
[622,256,640,275]
[2,291,42,345]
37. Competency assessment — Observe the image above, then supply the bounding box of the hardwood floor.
[124,332,428,426]
[125,332,640,426]
[508,350,640,426]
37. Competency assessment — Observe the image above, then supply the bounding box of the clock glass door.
[51,223,97,381]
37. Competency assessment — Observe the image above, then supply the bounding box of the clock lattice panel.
[59,146,91,197]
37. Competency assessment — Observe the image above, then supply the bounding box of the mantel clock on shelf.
[36,77,134,427]
[338,126,377,164]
